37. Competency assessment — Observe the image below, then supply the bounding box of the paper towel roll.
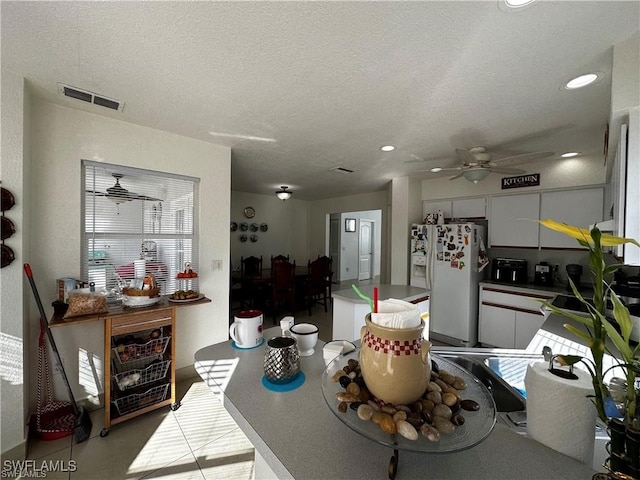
[524,362,596,464]
[134,259,146,278]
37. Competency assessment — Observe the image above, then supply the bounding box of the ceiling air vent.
[57,83,124,112]
[331,166,354,174]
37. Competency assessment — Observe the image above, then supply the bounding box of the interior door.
[358,220,373,281]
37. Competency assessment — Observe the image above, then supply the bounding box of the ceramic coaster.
[231,338,265,350]
[261,371,306,392]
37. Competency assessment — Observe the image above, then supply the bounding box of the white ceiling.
[2,1,639,200]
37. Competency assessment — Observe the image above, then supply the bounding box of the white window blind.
[82,161,199,297]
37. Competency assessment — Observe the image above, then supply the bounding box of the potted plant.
[538,219,640,477]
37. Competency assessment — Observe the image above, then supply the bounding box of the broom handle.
[24,264,80,415]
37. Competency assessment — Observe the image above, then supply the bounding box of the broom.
[24,264,93,443]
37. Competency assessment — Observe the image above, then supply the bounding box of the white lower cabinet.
[478,285,553,349]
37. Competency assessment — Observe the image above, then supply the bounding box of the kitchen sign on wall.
[501,173,540,189]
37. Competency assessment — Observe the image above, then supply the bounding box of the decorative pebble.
[347,359,359,370]
[427,382,442,393]
[357,403,374,421]
[453,376,467,390]
[442,392,458,407]
[420,424,440,442]
[396,420,419,440]
[432,403,453,419]
[371,411,389,425]
[349,401,364,411]
[346,382,361,396]
[367,400,380,411]
[433,416,455,435]
[339,376,352,388]
[426,391,442,404]
[440,372,456,385]
[381,405,397,415]
[451,413,465,426]
[332,371,346,382]
[358,388,371,403]
[379,415,397,434]
[460,399,480,412]
[336,392,358,403]
[338,402,347,413]
[348,371,357,380]
[421,399,435,412]
[393,410,407,423]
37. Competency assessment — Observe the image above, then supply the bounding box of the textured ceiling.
[2,1,639,200]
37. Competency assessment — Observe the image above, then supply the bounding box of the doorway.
[358,220,373,281]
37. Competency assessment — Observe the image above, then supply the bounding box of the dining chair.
[269,259,296,324]
[271,254,290,264]
[240,255,264,308]
[305,255,333,315]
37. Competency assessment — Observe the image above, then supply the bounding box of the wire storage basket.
[113,360,171,392]
[112,336,170,373]
[113,383,170,416]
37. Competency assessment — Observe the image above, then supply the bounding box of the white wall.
[24,99,230,412]
[0,70,31,459]
[230,191,309,268]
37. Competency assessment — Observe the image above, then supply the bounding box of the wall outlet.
[211,259,222,271]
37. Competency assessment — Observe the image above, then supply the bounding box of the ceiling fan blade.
[448,171,466,181]
[128,193,163,202]
[488,166,526,174]
[493,151,554,164]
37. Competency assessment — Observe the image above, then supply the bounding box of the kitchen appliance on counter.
[491,258,528,284]
[409,222,487,347]
[566,264,583,291]
[534,262,553,286]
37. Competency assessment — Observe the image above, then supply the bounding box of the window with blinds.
[82,160,199,297]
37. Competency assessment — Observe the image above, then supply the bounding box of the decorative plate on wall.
[240,222,249,231]
[250,234,258,243]
[260,223,268,232]
[240,234,248,242]
[250,223,259,232]
[231,221,238,232]
[243,206,255,218]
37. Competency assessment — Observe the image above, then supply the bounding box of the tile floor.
[23,306,336,480]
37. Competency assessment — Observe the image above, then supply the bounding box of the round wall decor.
[243,206,255,218]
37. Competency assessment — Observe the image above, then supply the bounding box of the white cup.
[280,316,295,337]
[289,323,319,357]
[230,310,264,349]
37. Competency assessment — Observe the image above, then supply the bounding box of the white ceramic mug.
[289,323,319,356]
[230,310,264,349]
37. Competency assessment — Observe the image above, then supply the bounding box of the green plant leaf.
[564,323,594,343]
[611,291,633,343]
[601,316,634,362]
[557,355,583,366]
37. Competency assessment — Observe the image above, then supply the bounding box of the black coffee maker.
[566,264,583,290]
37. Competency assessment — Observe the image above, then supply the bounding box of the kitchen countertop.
[480,279,595,298]
[194,327,596,479]
[332,284,429,303]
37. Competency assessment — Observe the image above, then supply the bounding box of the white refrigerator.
[410,223,488,347]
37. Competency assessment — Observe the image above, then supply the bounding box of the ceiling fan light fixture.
[504,0,536,8]
[462,169,491,183]
[380,145,395,152]
[276,186,292,201]
[561,152,580,158]
[430,167,442,173]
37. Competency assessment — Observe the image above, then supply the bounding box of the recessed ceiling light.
[561,152,580,158]
[430,167,442,173]
[565,73,598,90]
[380,145,395,152]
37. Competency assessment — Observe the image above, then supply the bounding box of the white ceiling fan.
[416,146,554,183]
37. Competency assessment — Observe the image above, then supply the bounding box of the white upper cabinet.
[423,197,487,222]
[422,200,452,221]
[489,194,540,247]
[452,197,487,219]
[539,188,604,248]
